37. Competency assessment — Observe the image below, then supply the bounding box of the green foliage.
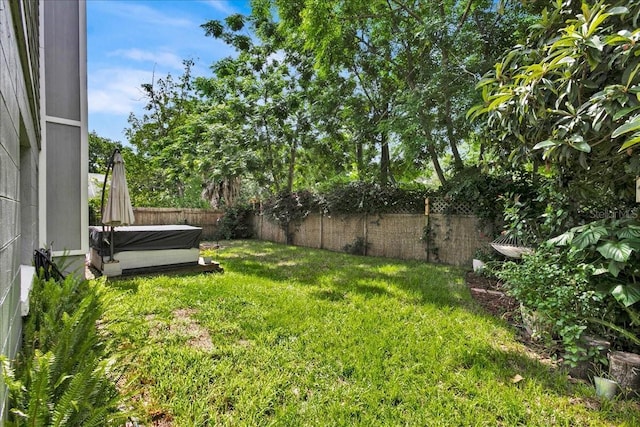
[498,215,640,361]
[88,197,101,226]
[88,131,123,174]
[212,205,254,240]
[430,168,579,244]
[277,0,535,186]
[439,168,533,226]
[549,218,640,350]
[497,245,606,366]
[262,190,320,243]
[476,0,640,362]
[471,0,640,220]
[108,1,536,205]
[323,182,430,215]
[125,61,216,208]
[2,274,128,426]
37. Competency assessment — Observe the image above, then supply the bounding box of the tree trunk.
[428,144,446,186]
[287,138,297,193]
[415,107,446,186]
[439,32,463,170]
[401,43,446,186]
[356,139,364,178]
[609,350,640,397]
[380,131,391,185]
[443,96,463,170]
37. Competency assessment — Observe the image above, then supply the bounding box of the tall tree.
[274,0,531,186]
[88,131,122,174]
[126,60,208,207]
[201,12,333,194]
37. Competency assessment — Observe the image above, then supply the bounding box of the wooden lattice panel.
[429,197,475,215]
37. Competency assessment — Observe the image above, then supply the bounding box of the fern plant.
[2,273,130,426]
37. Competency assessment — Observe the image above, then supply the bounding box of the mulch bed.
[465,270,563,369]
[466,270,520,325]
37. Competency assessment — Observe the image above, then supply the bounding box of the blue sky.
[87,0,251,143]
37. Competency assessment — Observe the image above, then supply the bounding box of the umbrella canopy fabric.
[102,151,135,226]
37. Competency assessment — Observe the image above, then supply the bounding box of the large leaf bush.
[473,0,640,364]
[549,218,640,351]
[496,218,640,368]
[471,0,640,210]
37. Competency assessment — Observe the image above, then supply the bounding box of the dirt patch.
[170,308,214,352]
[145,309,214,352]
[199,242,222,250]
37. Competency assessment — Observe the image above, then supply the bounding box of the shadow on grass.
[105,278,140,293]
[215,244,465,306]
[210,242,595,399]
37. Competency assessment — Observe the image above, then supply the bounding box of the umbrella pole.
[101,150,117,265]
[110,226,115,261]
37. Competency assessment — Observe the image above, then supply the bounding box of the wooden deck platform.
[86,260,223,279]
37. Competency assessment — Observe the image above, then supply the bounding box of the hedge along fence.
[250,211,494,267]
[132,207,224,239]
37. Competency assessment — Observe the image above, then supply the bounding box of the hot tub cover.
[89,225,202,256]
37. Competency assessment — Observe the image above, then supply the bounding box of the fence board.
[132,208,494,267]
[133,207,223,239]
[250,212,493,267]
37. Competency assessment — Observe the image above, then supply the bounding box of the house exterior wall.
[0,0,87,420]
[0,0,42,419]
[41,0,88,272]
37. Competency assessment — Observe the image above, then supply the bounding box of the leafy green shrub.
[323,182,430,214]
[263,190,320,224]
[88,197,102,226]
[2,273,128,426]
[213,204,254,240]
[497,245,606,366]
[439,167,530,226]
[549,218,640,352]
[343,237,369,256]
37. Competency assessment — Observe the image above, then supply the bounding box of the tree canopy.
[114,0,534,209]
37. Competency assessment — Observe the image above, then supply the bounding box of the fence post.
[364,213,368,256]
[320,210,324,249]
[425,198,430,263]
[260,202,264,239]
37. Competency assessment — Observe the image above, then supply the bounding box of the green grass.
[101,240,640,426]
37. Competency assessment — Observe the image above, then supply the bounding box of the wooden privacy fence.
[250,211,494,267]
[131,198,495,267]
[133,207,223,239]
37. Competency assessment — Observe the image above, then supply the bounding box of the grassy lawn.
[101,240,639,426]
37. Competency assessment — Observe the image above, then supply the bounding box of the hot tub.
[89,225,202,275]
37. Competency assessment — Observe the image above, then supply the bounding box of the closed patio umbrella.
[101,149,135,261]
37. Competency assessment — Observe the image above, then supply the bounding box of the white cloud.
[201,0,238,15]
[88,68,155,115]
[110,48,185,70]
[105,2,193,27]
